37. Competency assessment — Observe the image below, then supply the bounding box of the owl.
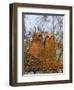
[44,32,56,60]
[44,32,55,48]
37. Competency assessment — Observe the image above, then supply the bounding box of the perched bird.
[44,32,56,60]
[29,31,39,58]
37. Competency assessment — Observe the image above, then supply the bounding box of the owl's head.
[38,32,43,41]
[45,32,54,41]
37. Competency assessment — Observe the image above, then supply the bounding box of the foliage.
[24,31,63,74]
[24,15,63,74]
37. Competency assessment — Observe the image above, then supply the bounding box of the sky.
[24,15,53,33]
[23,14,64,42]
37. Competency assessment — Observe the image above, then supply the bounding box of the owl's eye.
[38,35,41,37]
[46,36,49,38]
[51,36,53,38]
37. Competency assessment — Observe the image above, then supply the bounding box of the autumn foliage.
[24,31,63,74]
